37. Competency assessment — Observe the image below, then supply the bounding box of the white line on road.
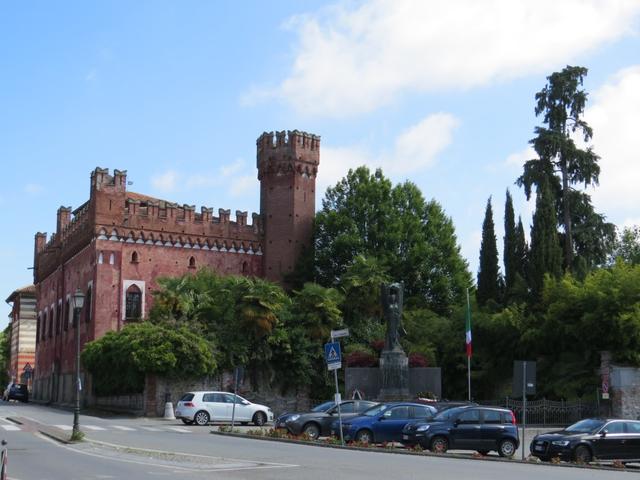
[139,427,161,431]
[165,426,191,433]
[113,426,136,431]
[53,424,72,431]
[84,425,107,431]
[1,424,20,431]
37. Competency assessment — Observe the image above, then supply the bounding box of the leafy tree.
[611,226,640,265]
[477,197,501,306]
[0,326,11,386]
[82,322,216,396]
[315,166,471,315]
[518,66,602,271]
[528,180,562,299]
[289,283,343,341]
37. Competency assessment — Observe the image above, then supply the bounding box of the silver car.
[175,391,274,426]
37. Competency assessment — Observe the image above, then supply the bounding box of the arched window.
[242,261,248,274]
[188,256,196,269]
[85,286,92,323]
[56,302,62,333]
[109,253,115,265]
[98,252,104,264]
[125,284,142,320]
[131,251,139,263]
[49,308,54,338]
[42,311,47,340]
[36,314,40,345]
[64,299,70,331]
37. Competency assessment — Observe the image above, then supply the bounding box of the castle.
[32,130,320,403]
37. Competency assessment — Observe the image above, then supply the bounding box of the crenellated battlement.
[256,130,320,181]
[257,129,321,153]
[91,167,127,193]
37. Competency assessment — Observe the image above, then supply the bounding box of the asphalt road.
[0,401,635,480]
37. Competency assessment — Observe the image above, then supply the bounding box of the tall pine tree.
[477,197,500,306]
[503,190,517,295]
[528,180,562,300]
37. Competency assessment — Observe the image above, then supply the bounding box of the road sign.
[331,329,350,339]
[601,373,609,394]
[324,342,342,370]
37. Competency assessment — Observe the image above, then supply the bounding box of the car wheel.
[302,422,320,440]
[253,411,267,427]
[574,445,592,463]
[477,450,490,456]
[430,436,449,454]
[498,439,516,457]
[194,410,210,426]
[181,419,194,425]
[355,429,374,444]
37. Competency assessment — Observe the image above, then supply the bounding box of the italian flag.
[465,289,472,357]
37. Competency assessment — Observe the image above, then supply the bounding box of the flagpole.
[466,288,471,402]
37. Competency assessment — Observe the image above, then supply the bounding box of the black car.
[531,418,640,463]
[3,384,28,403]
[401,405,519,457]
[277,400,378,439]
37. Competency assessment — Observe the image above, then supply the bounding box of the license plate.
[402,435,409,440]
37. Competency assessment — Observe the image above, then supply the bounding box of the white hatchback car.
[175,391,274,426]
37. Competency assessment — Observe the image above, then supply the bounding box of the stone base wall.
[346,367,441,400]
[610,364,640,419]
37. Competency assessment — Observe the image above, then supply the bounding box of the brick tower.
[257,130,320,283]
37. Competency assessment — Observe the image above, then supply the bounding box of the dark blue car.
[333,402,437,444]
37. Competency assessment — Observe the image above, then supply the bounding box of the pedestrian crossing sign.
[324,342,342,370]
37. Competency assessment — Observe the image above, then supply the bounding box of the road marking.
[1,425,20,431]
[113,426,136,431]
[165,426,191,433]
[140,427,162,432]
[84,425,107,431]
[54,425,73,431]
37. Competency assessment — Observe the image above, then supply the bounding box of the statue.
[381,282,405,352]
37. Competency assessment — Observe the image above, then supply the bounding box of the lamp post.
[72,288,84,438]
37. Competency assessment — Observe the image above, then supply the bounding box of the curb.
[209,430,632,472]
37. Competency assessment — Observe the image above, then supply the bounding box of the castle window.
[64,299,70,331]
[36,314,40,345]
[242,261,248,274]
[56,303,62,333]
[85,286,92,323]
[188,256,196,269]
[49,309,54,338]
[125,284,142,320]
[42,312,47,341]
[109,253,115,265]
[131,251,139,263]
[98,252,104,264]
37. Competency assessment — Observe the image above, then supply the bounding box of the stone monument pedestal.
[378,348,410,401]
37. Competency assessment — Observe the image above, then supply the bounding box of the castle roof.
[5,284,36,303]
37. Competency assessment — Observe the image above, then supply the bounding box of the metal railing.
[478,398,600,426]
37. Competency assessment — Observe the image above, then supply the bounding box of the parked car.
[276,400,335,428]
[401,405,519,457]
[530,418,640,463]
[277,400,378,439]
[333,402,437,444]
[2,384,28,403]
[175,391,273,426]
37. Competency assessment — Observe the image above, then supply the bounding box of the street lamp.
[71,288,84,438]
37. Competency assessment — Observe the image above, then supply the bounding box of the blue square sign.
[324,342,341,370]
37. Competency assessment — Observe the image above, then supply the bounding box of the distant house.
[5,285,37,387]
[31,130,320,405]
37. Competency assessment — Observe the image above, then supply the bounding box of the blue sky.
[2,0,640,327]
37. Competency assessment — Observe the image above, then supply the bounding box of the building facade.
[5,285,37,387]
[32,130,320,403]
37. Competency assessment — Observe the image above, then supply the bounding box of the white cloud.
[24,183,43,194]
[151,170,180,192]
[229,175,257,197]
[586,66,640,227]
[505,146,536,168]
[318,113,459,194]
[253,0,640,116]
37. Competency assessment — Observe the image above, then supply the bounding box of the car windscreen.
[362,404,388,417]
[565,419,606,433]
[312,401,335,412]
[433,406,467,421]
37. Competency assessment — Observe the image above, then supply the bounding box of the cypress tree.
[503,190,517,296]
[528,180,562,300]
[515,216,528,280]
[477,197,500,306]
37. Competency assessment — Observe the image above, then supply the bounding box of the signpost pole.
[521,361,526,461]
[331,332,344,446]
[231,367,239,429]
